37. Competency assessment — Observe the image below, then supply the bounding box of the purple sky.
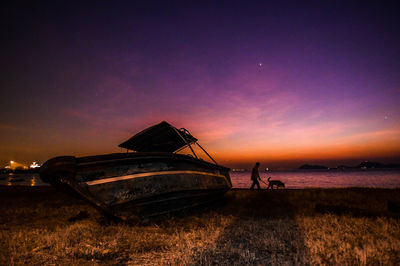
[1,1,399,168]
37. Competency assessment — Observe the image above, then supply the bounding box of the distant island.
[357,161,400,169]
[299,161,400,170]
[298,164,328,170]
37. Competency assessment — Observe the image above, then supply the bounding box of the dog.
[267,177,285,189]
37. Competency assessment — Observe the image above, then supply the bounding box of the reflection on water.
[0,173,47,187]
[1,170,399,188]
[231,169,400,189]
[30,175,36,186]
[7,173,13,186]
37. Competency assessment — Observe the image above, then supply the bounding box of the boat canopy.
[119,121,198,153]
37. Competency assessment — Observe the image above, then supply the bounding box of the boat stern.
[39,156,79,195]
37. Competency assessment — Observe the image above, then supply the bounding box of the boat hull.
[40,152,231,219]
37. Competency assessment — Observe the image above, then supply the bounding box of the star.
[259,62,263,67]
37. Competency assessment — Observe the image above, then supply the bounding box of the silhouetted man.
[250,162,261,190]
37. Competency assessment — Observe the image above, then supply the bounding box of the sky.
[1,1,400,169]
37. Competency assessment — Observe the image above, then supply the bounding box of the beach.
[2,186,400,265]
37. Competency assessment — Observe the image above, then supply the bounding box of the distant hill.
[298,164,328,170]
[298,161,400,170]
[358,161,400,169]
[336,165,354,170]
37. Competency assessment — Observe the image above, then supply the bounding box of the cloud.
[59,58,400,163]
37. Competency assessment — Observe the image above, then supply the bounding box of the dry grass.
[1,187,400,265]
[298,215,400,265]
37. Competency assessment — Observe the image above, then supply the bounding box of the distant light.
[259,62,263,66]
[30,162,41,169]
[10,161,14,164]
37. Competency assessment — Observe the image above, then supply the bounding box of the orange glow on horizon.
[209,130,400,165]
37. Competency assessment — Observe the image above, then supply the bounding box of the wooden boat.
[39,121,231,220]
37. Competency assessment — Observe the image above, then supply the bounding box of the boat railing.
[173,127,219,165]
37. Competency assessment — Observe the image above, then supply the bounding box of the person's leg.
[256,181,261,189]
[250,181,255,190]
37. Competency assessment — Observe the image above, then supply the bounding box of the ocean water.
[232,169,400,189]
[0,173,46,187]
[1,169,399,188]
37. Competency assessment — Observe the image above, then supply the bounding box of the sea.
[1,169,399,189]
[231,169,400,189]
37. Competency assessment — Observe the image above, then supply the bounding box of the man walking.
[250,162,261,190]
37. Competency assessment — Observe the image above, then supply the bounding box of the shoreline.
[3,168,400,188]
[1,185,400,191]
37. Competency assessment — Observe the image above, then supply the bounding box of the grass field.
[1,186,400,265]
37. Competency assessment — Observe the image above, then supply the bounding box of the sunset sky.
[1,1,399,169]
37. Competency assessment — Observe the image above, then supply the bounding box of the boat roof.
[118,121,198,153]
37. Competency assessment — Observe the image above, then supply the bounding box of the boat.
[39,121,231,220]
